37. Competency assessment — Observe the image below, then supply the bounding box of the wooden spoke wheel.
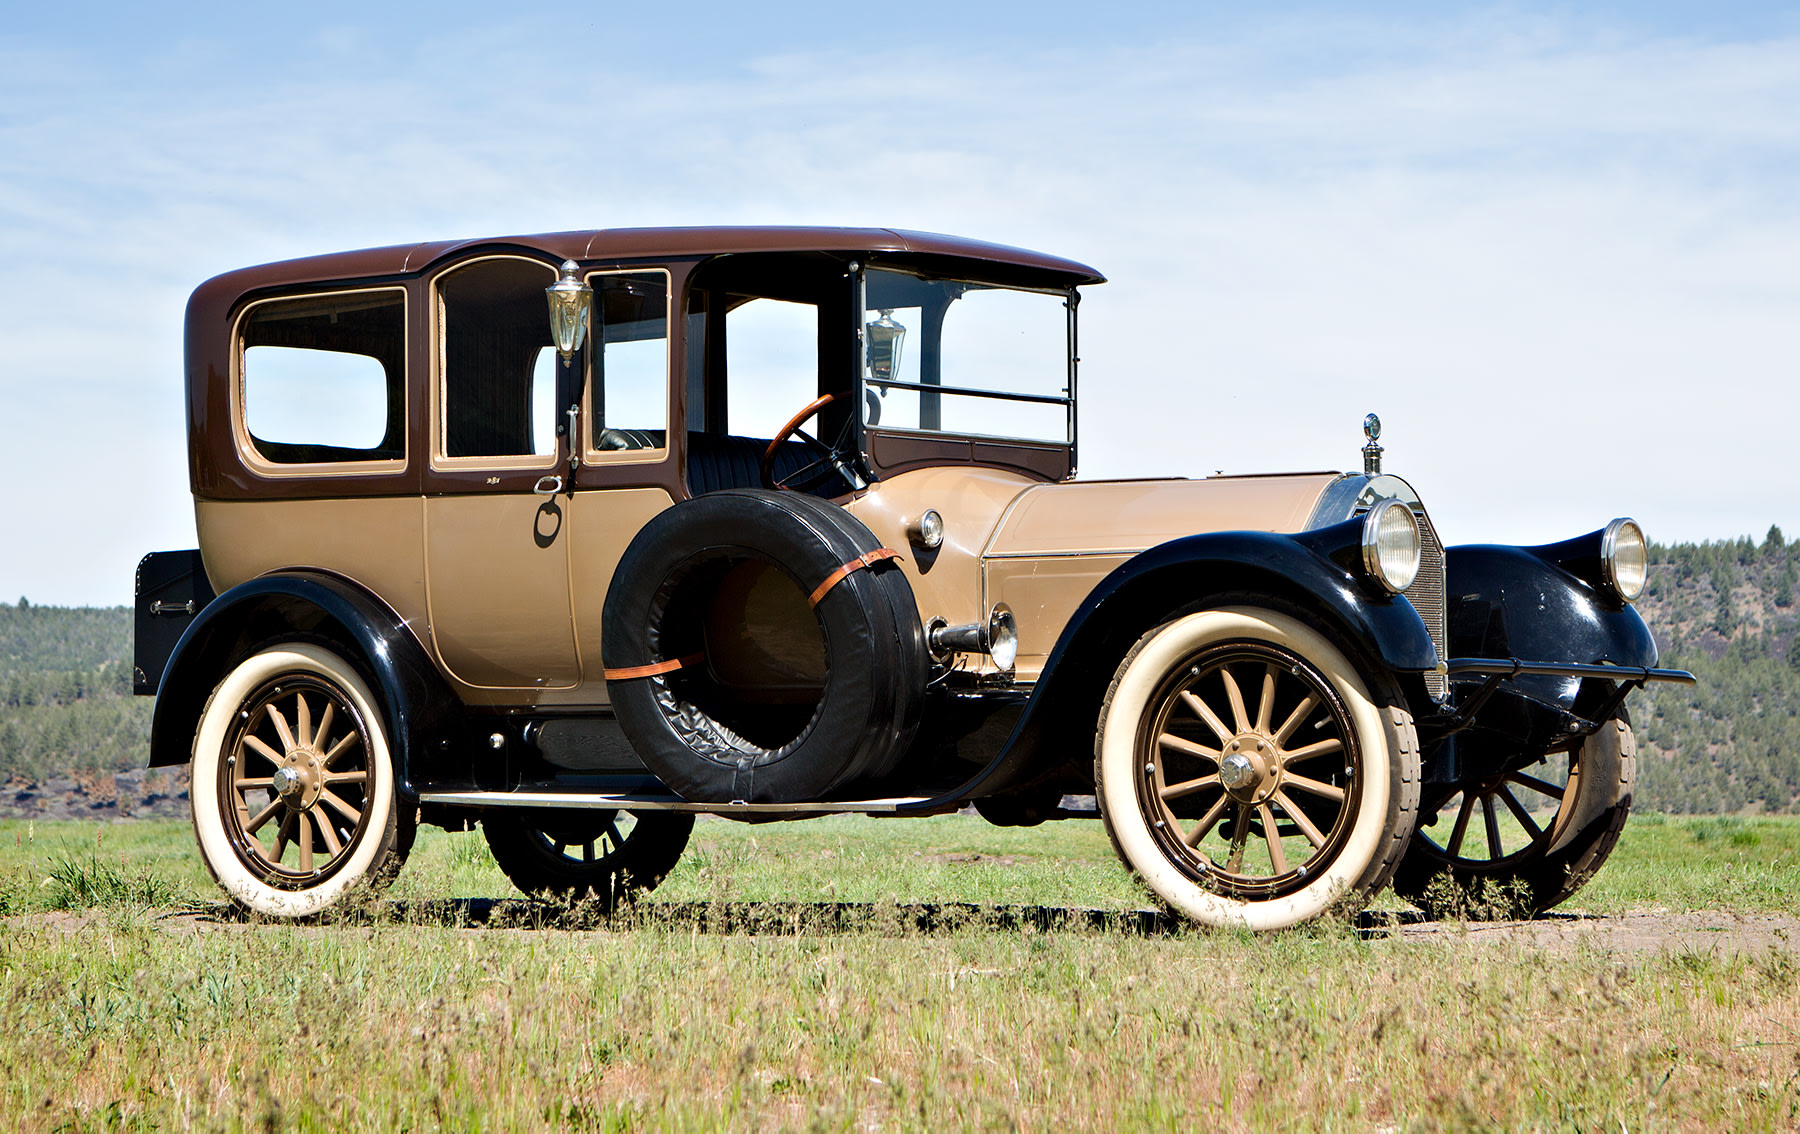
[1096,606,1419,930]
[1395,716,1635,918]
[483,808,693,907]
[190,643,412,916]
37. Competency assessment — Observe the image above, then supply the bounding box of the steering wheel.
[760,392,864,493]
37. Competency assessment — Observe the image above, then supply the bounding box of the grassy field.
[3,812,1799,1130]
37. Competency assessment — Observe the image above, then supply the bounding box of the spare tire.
[601,489,927,803]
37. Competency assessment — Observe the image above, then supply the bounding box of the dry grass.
[1,813,1799,1130]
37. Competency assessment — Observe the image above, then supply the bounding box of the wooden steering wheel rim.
[760,392,841,487]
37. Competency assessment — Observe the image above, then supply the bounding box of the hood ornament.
[1362,413,1383,476]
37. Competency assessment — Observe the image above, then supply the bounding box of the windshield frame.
[853,265,1080,478]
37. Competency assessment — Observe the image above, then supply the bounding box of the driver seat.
[686,432,839,497]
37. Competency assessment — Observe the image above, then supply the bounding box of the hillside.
[2,532,1797,813]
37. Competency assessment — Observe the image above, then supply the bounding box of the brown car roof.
[193,227,1105,305]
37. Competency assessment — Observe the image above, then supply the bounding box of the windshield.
[859,269,1073,446]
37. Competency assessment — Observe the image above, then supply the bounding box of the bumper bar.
[1444,658,1695,685]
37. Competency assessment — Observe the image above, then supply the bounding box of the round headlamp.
[908,509,945,550]
[1601,517,1648,603]
[1361,498,1421,594]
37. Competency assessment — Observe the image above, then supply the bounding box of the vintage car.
[133,227,1692,928]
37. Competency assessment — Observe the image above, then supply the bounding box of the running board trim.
[418,790,938,815]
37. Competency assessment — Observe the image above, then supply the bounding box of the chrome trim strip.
[864,377,1071,406]
[417,790,936,814]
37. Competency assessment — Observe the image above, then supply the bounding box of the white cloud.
[1,12,1796,602]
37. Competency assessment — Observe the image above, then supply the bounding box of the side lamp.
[545,259,593,364]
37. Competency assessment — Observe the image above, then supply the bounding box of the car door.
[422,254,581,692]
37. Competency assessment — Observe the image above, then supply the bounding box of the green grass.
[3,813,1800,1129]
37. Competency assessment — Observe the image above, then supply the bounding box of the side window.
[436,258,560,461]
[590,272,669,452]
[240,290,405,465]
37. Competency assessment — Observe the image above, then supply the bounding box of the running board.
[418,790,938,815]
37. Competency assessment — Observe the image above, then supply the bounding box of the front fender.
[148,571,470,801]
[906,521,1436,807]
[1447,542,1659,709]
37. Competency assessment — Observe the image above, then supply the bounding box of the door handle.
[533,475,564,495]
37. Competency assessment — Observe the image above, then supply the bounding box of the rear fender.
[148,571,471,801]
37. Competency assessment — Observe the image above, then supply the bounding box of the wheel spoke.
[244,798,283,835]
[1258,802,1288,874]
[323,731,361,767]
[1160,774,1221,802]
[1282,773,1345,803]
[273,812,295,863]
[315,814,344,857]
[314,703,336,754]
[1158,733,1222,763]
[604,818,626,851]
[1272,695,1318,747]
[267,705,296,752]
[1183,794,1231,847]
[582,841,596,863]
[1507,771,1566,801]
[1446,792,1477,857]
[244,735,285,765]
[318,789,362,825]
[233,776,273,790]
[1282,737,1343,764]
[1220,667,1251,733]
[1224,805,1252,872]
[295,693,312,749]
[1178,691,1234,745]
[1254,666,1277,734]
[1482,794,1503,860]
[1497,785,1544,842]
[324,770,368,785]
[297,811,314,872]
[1273,790,1326,848]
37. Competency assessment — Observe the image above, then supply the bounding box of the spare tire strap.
[603,652,705,682]
[808,548,902,608]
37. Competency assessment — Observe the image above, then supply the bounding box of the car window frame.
[582,266,674,466]
[229,285,410,481]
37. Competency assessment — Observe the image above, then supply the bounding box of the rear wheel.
[1095,607,1419,930]
[1394,716,1634,918]
[482,809,693,906]
[190,642,413,917]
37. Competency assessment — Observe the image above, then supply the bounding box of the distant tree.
[1768,525,1787,556]
[15,597,26,611]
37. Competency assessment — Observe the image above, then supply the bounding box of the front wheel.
[1393,716,1635,918]
[190,642,414,917]
[1095,607,1419,930]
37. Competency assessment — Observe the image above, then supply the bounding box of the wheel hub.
[1219,735,1279,803]
[272,748,325,809]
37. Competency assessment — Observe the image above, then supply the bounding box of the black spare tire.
[602,489,927,803]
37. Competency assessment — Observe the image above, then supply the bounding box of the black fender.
[147,571,471,802]
[1441,537,1659,762]
[908,519,1437,808]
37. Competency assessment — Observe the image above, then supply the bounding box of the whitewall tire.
[189,642,413,917]
[1095,607,1419,930]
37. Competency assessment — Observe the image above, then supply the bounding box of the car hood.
[983,473,1341,558]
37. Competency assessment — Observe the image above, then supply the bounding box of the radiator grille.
[1413,510,1448,701]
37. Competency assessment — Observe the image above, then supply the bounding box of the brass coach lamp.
[546,259,593,364]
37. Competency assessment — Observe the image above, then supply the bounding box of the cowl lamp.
[545,260,593,364]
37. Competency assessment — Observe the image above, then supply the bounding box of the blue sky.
[2,2,1797,603]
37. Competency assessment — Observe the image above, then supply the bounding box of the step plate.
[418,790,939,815]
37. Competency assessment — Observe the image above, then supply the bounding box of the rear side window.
[436,258,560,461]
[240,290,406,465]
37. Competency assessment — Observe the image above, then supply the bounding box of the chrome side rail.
[418,789,939,815]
